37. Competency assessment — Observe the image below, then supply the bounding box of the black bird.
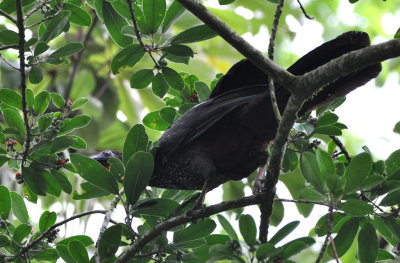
[94,31,381,205]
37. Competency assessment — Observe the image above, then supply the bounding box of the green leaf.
[0,234,10,247]
[13,223,32,243]
[256,243,282,260]
[52,170,73,194]
[133,198,179,218]
[217,214,239,241]
[56,244,77,263]
[133,4,150,34]
[170,24,217,44]
[315,212,345,237]
[0,0,35,14]
[41,11,71,43]
[39,211,57,233]
[395,28,400,39]
[26,89,35,109]
[69,241,89,263]
[0,89,22,109]
[344,152,373,193]
[71,153,119,194]
[219,0,236,4]
[32,248,60,261]
[22,167,47,196]
[0,29,19,45]
[10,192,29,223]
[59,115,91,134]
[3,108,25,135]
[143,0,166,33]
[34,41,50,56]
[51,136,77,153]
[50,93,65,108]
[103,1,132,47]
[58,235,94,247]
[339,199,374,216]
[48,42,84,58]
[34,90,51,115]
[38,114,52,132]
[173,219,216,243]
[298,188,325,202]
[160,107,176,124]
[379,188,400,206]
[29,66,44,84]
[63,3,92,26]
[111,44,145,74]
[163,45,194,57]
[143,111,170,131]
[123,124,148,165]
[270,221,300,245]
[358,223,378,263]
[162,67,184,91]
[194,81,211,101]
[316,112,339,126]
[270,200,284,227]
[377,249,395,260]
[71,97,88,111]
[300,152,326,194]
[152,73,169,98]
[162,1,185,32]
[239,214,257,246]
[314,125,342,136]
[124,151,154,205]
[328,217,359,257]
[385,149,400,176]
[130,69,154,89]
[0,186,11,219]
[316,149,335,179]
[394,121,400,134]
[283,238,315,258]
[98,225,122,259]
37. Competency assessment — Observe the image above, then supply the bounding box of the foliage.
[0,0,399,263]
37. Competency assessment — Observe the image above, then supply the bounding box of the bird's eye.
[104,150,111,156]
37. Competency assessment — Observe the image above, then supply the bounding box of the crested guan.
[93,31,382,204]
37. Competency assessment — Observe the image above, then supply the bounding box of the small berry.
[15,173,23,184]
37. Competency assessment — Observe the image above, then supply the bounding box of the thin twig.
[296,0,314,20]
[330,136,351,162]
[25,0,51,19]
[5,210,107,262]
[15,0,31,167]
[259,0,285,244]
[0,9,17,24]
[330,235,340,263]
[95,190,124,263]
[277,198,329,207]
[0,44,19,51]
[125,0,159,67]
[315,206,334,263]
[26,9,61,29]
[64,15,98,99]
[0,54,20,70]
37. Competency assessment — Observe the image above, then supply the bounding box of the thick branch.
[175,0,297,90]
[299,38,400,98]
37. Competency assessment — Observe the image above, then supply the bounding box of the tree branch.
[0,9,17,24]
[175,0,297,90]
[5,210,107,262]
[0,44,19,51]
[64,15,98,99]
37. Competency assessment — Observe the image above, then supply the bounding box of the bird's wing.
[157,85,265,155]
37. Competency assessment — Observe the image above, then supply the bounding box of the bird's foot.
[184,203,206,223]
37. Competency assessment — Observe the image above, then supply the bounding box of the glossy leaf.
[270,221,300,245]
[58,235,94,247]
[173,219,216,243]
[69,241,89,263]
[13,223,32,243]
[160,107,177,124]
[51,136,78,153]
[10,192,29,223]
[339,199,374,216]
[123,124,149,165]
[70,153,119,194]
[379,188,400,206]
[385,149,400,176]
[48,42,84,59]
[0,29,18,45]
[39,211,57,233]
[217,214,239,241]
[56,244,77,263]
[152,73,169,98]
[143,0,166,33]
[29,66,44,84]
[344,152,373,193]
[170,25,217,44]
[130,69,154,89]
[0,185,11,219]
[32,248,60,261]
[34,90,51,115]
[41,11,71,43]
[111,44,145,74]
[162,1,185,32]
[316,112,339,126]
[256,243,282,260]
[219,0,236,4]
[23,167,47,196]
[98,225,122,259]
[133,198,179,218]
[51,169,73,194]
[124,151,154,205]
[59,115,91,134]
[328,217,359,257]
[34,41,50,56]
[103,1,132,47]
[162,67,184,91]
[239,214,257,246]
[300,152,325,193]
[358,223,378,263]
[50,93,65,108]
[71,97,89,111]
[0,89,22,109]
[63,3,92,26]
